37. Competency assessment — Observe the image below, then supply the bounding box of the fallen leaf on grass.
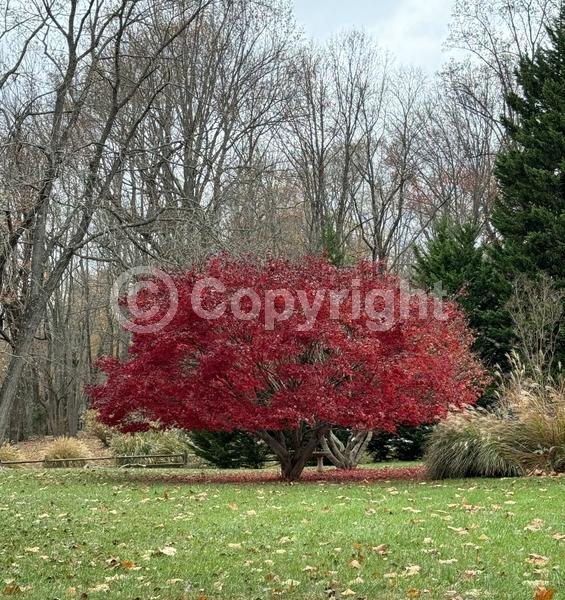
[525,519,545,532]
[534,587,554,600]
[157,546,177,557]
[88,584,110,593]
[527,555,549,566]
[3,584,22,595]
[524,580,550,589]
[463,570,481,579]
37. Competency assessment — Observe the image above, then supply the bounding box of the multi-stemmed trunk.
[321,429,373,470]
[256,422,330,481]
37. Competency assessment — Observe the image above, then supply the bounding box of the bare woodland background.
[0,0,560,441]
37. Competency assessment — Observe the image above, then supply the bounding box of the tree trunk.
[0,302,46,442]
[256,423,330,481]
[322,429,373,470]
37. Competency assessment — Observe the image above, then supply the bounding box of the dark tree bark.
[256,423,330,481]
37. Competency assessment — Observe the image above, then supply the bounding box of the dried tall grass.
[425,356,565,479]
[0,443,24,468]
[83,409,115,447]
[497,365,565,473]
[44,437,89,468]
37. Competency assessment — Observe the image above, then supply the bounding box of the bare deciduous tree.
[0,0,212,441]
[508,274,564,379]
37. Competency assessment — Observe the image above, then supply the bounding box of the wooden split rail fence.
[0,453,189,469]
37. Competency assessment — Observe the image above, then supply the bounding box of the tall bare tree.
[0,0,212,441]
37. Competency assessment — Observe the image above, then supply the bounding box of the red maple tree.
[90,256,486,480]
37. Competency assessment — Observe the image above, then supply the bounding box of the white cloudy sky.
[293,0,456,72]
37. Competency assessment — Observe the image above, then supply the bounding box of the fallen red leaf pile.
[128,466,427,486]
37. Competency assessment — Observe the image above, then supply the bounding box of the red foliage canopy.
[90,256,486,438]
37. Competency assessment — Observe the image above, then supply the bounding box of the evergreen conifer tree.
[413,219,511,368]
[492,6,565,365]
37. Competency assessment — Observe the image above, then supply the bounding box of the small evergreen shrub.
[368,425,432,462]
[0,444,24,467]
[189,431,272,469]
[83,409,115,446]
[44,437,89,468]
[367,431,392,462]
[110,430,191,466]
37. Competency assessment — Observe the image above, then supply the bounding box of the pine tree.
[413,219,511,368]
[492,6,565,364]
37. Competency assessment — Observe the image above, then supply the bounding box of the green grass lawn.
[0,468,563,599]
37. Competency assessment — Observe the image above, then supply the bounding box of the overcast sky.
[293,0,456,72]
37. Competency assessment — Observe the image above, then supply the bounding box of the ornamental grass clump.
[0,443,24,468]
[496,369,565,473]
[425,359,565,478]
[83,409,116,447]
[44,437,89,468]
[110,429,191,466]
[424,408,524,479]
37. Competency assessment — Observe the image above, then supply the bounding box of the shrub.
[83,409,115,446]
[110,430,191,466]
[368,425,432,462]
[367,431,393,462]
[424,409,524,479]
[189,431,272,469]
[44,437,89,468]
[0,443,24,467]
[496,371,565,473]
[390,425,433,461]
[425,363,565,478]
